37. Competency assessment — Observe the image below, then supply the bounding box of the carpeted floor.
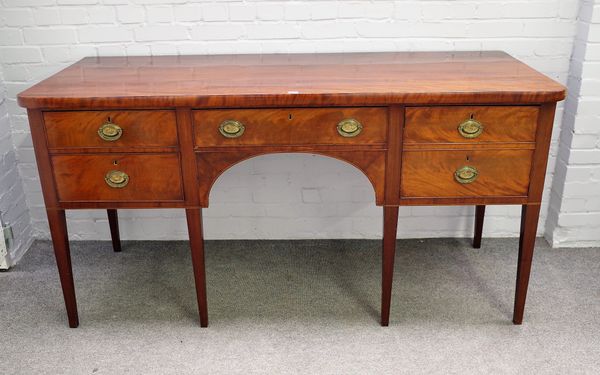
[1,238,599,374]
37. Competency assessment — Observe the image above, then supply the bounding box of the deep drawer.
[193,107,388,147]
[52,154,184,202]
[44,110,178,150]
[404,106,538,144]
[401,149,533,198]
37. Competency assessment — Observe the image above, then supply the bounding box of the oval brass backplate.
[458,119,483,139]
[337,118,363,137]
[104,170,129,188]
[219,120,245,138]
[454,166,478,184]
[98,122,123,141]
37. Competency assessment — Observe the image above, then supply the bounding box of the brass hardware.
[219,120,245,138]
[337,118,363,137]
[104,170,129,188]
[98,121,123,141]
[454,166,478,184]
[458,118,483,138]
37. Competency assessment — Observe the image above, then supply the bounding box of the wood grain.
[44,110,178,150]
[401,149,533,198]
[18,52,565,109]
[52,153,184,202]
[404,106,539,144]
[193,107,387,147]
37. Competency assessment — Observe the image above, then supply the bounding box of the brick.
[23,28,77,45]
[60,7,89,24]
[0,47,42,63]
[173,5,203,22]
[284,3,310,21]
[257,3,285,21]
[146,6,173,23]
[247,24,300,39]
[0,28,23,46]
[78,26,133,42]
[310,2,338,20]
[87,6,116,24]
[190,24,244,41]
[202,4,228,21]
[33,8,62,26]
[0,8,35,27]
[134,26,188,41]
[116,6,145,24]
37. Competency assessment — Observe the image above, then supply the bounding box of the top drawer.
[43,110,178,150]
[193,107,387,147]
[404,106,539,144]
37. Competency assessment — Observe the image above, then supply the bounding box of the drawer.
[52,154,184,202]
[404,106,538,144]
[193,107,387,147]
[401,150,533,198]
[44,110,178,149]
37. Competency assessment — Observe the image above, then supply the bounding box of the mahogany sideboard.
[17,52,566,328]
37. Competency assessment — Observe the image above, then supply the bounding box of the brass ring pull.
[454,166,478,184]
[98,122,123,141]
[104,170,129,188]
[337,118,363,137]
[219,120,245,138]
[458,119,483,139]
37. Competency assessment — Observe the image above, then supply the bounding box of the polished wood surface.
[18,52,565,109]
[52,154,184,202]
[401,149,533,198]
[18,52,566,328]
[193,107,387,147]
[44,110,178,150]
[404,106,539,145]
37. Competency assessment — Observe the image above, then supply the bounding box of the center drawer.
[51,154,184,202]
[193,107,388,147]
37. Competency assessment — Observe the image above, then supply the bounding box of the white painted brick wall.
[546,0,600,247]
[0,0,588,249]
[0,65,33,267]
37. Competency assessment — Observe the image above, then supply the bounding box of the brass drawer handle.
[454,166,478,184]
[98,121,123,141]
[105,170,129,188]
[458,118,483,138]
[337,118,363,137]
[219,120,245,138]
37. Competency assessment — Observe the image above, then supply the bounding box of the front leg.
[473,205,485,248]
[381,206,399,326]
[513,204,541,324]
[47,209,79,328]
[186,208,209,327]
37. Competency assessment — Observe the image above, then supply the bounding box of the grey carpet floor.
[0,238,599,375]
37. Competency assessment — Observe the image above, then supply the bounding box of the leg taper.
[473,205,485,249]
[513,204,541,325]
[381,206,399,326]
[186,208,208,327]
[46,209,79,328]
[107,209,121,252]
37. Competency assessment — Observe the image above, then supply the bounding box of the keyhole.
[113,160,119,165]
[107,116,111,122]
[469,113,474,120]
[288,114,293,120]
[466,155,470,161]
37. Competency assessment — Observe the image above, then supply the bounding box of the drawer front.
[44,110,178,149]
[401,150,533,198]
[193,107,387,147]
[52,154,184,202]
[404,106,538,144]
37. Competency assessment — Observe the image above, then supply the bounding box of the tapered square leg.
[185,208,208,327]
[107,209,122,252]
[381,206,399,326]
[473,205,485,249]
[46,209,79,328]
[513,204,541,325]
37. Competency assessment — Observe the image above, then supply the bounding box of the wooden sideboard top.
[18,51,566,109]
